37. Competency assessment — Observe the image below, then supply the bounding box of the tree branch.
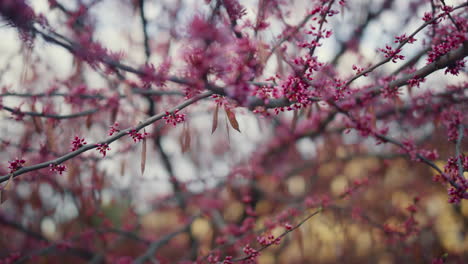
[0,91,213,183]
[134,215,198,264]
[2,105,98,119]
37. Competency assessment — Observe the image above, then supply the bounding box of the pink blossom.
[163,110,185,126]
[223,0,247,20]
[8,158,25,173]
[71,136,87,151]
[378,45,405,63]
[49,164,66,175]
[407,76,426,88]
[96,143,111,157]
[108,122,120,136]
[127,129,148,143]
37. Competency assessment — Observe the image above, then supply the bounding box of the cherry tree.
[0,0,467,263]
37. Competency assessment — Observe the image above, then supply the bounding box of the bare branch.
[2,105,98,119]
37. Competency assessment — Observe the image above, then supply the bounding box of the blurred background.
[0,0,467,263]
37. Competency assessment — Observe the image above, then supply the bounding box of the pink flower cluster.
[74,33,110,69]
[108,122,120,136]
[441,109,464,142]
[444,59,465,76]
[163,110,185,126]
[352,64,368,76]
[378,45,405,63]
[394,34,417,44]
[223,0,247,21]
[242,244,260,261]
[207,254,233,264]
[8,158,25,173]
[400,138,438,162]
[280,76,312,110]
[434,156,468,203]
[139,61,170,88]
[127,129,148,142]
[49,164,66,175]
[0,0,35,40]
[426,14,466,67]
[252,83,281,104]
[71,136,87,151]
[96,143,111,157]
[407,76,426,88]
[257,234,282,246]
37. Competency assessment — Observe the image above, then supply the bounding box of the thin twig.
[228,208,322,263]
[2,105,98,119]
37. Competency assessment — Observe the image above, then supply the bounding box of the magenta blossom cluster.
[96,143,110,157]
[441,108,464,142]
[242,244,260,262]
[127,129,148,142]
[71,136,87,151]
[407,76,426,88]
[108,122,120,136]
[163,110,185,126]
[0,0,35,41]
[8,158,25,173]
[394,34,417,44]
[256,234,281,246]
[49,164,66,175]
[139,60,170,88]
[434,156,468,203]
[378,45,405,63]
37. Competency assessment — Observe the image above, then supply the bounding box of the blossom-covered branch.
[0,91,213,183]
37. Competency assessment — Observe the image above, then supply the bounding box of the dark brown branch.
[139,0,151,60]
[134,215,198,264]
[0,215,96,263]
[2,105,98,119]
[0,215,47,242]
